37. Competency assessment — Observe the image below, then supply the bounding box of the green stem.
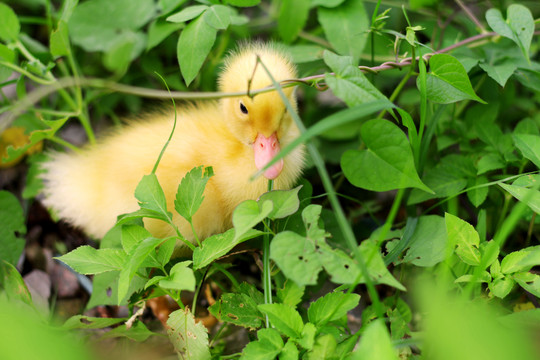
[263,180,274,328]
[48,136,81,152]
[376,188,406,246]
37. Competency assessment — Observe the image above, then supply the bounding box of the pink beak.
[253,133,283,180]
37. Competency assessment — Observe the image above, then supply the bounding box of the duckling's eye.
[239,102,248,115]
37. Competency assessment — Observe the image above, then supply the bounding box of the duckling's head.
[218,42,298,180]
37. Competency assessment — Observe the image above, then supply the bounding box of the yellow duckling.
[41,43,305,242]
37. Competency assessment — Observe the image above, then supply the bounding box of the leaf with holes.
[167,308,211,360]
[209,292,263,329]
[175,166,214,223]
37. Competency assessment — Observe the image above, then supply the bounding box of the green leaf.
[193,228,262,269]
[224,0,261,7]
[467,175,489,207]
[50,21,70,57]
[0,260,33,307]
[280,340,299,360]
[258,186,301,220]
[86,271,147,308]
[297,322,316,351]
[146,19,184,51]
[422,54,485,104]
[121,224,152,253]
[135,174,171,220]
[209,292,263,329]
[101,321,155,342]
[478,61,517,87]
[514,272,540,298]
[167,308,211,360]
[240,328,283,360]
[349,319,398,360]
[317,0,368,64]
[323,51,389,107]
[118,237,164,303]
[445,213,481,266]
[403,215,447,267]
[56,246,126,275]
[167,5,208,23]
[0,3,20,42]
[513,134,540,168]
[68,0,155,52]
[103,34,137,74]
[486,4,534,61]
[0,191,26,266]
[258,303,304,339]
[270,231,322,286]
[307,292,360,326]
[203,5,231,30]
[341,119,431,192]
[488,276,515,298]
[158,261,195,291]
[177,15,217,86]
[307,334,337,360]
[175,166,214,223]
[232,200,273,240]
[276,281,305,308]
[278,0,310,43]
[62,315,126,330]
[499,177,540,214]
[501,246,540,274]
[477,153,505,175]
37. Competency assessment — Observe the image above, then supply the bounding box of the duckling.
[41,43,305,242]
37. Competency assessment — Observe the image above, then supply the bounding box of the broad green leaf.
[515,118,540,136]
[278,0,310,43]
[501,246,540,274]
[135,174,171,220]
[0,3,19,42]
[307,334,337,360]
[167,5,208,23]
[62,315,126,330]
[307,292,360,326]
[50,21,70,57]
[146,19,183,51]
[232,199,273,240]
[258,303,304,339]
[101,321,154,342]
[445,213,481,266]
[175,166,214,222]
[486,4,534,61]
[193,228,262,269]
[158,261,195,291]
[86,271,147,308]
[167,308,211,360]
[277,281,305,309]
[240,328,283,360]
[0,191,26,266]
[118,237,164,303]
[499,177,540,214]
[209,292,263,329]
[203,5,231,30]
[513,134,540,168]
[0,44,15,81]
[467,175,489,207]
[311,0,345,7]
[56,246,126,275]
[349,319,398,360]
[280,341,299,360]
[68,0,155,52]
[342,119,431,192]
[478,61,517,87]
[177,15,217,86]
[403,215,447,267]
[514,272,540,298]
[0,260,33,307]
[258,186,301,220]
[477,153,505,175]
[298,322,316,351]
[422,54,485,104]
[160,0,190,14]
[324,51,389,107]
[121,224,152,253]
[103,33,137,74]
[317,0,368,64]
[224,0,261,7]
[489,276,515,298]
[455,272,491,283]
[270,231,322,286]
[288,44,324,63]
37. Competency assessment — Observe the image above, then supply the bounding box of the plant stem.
[263,179,274,328]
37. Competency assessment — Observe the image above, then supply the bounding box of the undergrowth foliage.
[1,1,540,360]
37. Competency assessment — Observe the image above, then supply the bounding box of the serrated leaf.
[258,303,304,339]
[193,228,262,269]
[135,174,171,219]
[121,224,152,253]
[240,328,283,360]
[277,281,305,309]
[203,5,231,30]
[167,308,211,360]
[342,119,431,193]
[167,5,208,23]
[209,292,263,329]
[177,15,217,86]
[307,292,360,326]
[0,191,26,266]
[308,334,337,360]
[0,3,20,42]
[56,246,126,275]
[501,246,540,274]
[232,200,273,240]
[486,4,534,61]
[422,54,485,104]
[317,0,368,64]
[102,321,155,342]
[445,213,481,266]
[278,0,310,43]
[489,276,515,298]
[258,186,301,220]
[175,166,213,222]
[86,271,147,308]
